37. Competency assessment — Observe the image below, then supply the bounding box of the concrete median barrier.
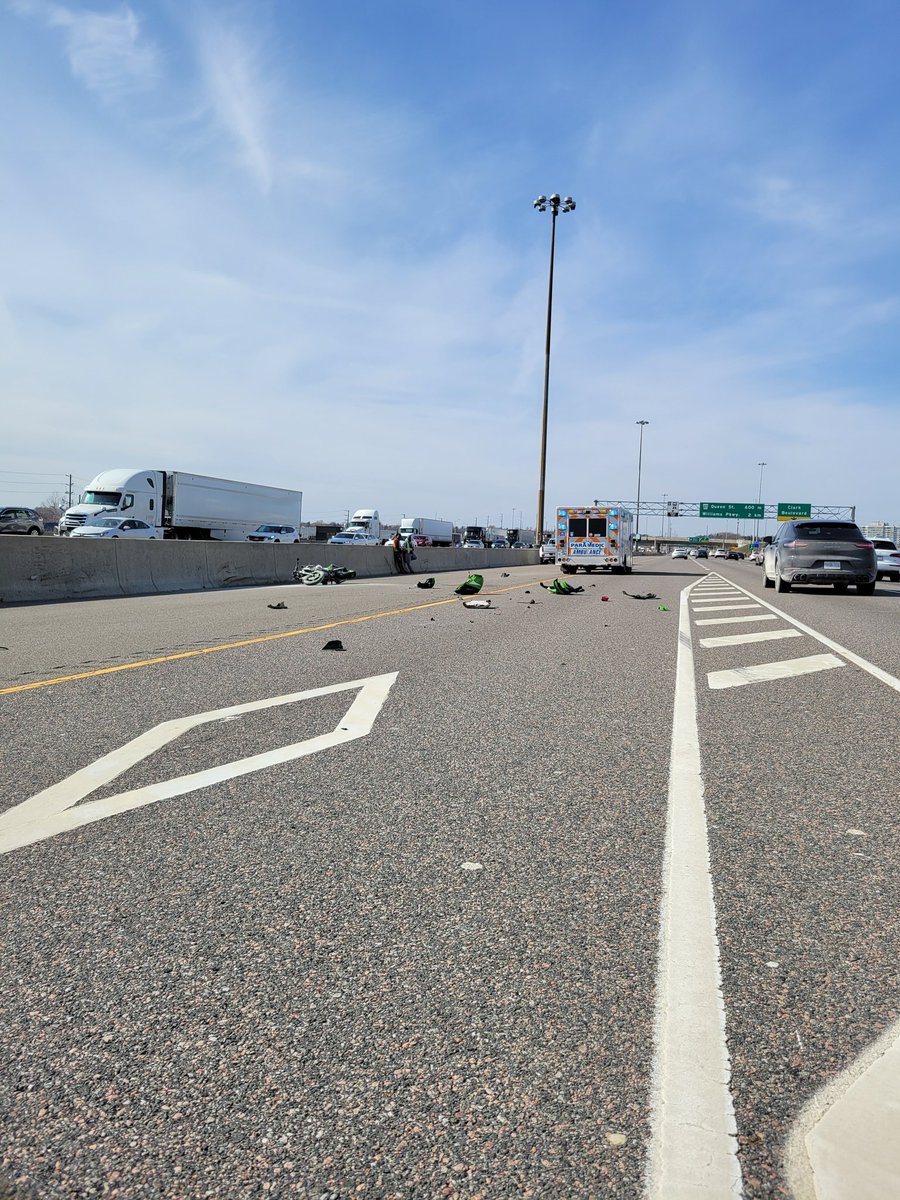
[0,536,539,604]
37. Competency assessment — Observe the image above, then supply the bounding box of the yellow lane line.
[1,578,544,696]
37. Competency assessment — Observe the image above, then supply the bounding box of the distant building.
[862,521,900,543]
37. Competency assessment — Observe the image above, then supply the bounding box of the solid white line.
[707,653,845,690]
[699,629,803,648]
[0,672,399,855]
[646,581,743,1198]
[694,614,778,626]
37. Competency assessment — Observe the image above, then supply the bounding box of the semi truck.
[398,516,453,546]
[58,469,302,540]
[556,504,634,574]
[329,509,382,545]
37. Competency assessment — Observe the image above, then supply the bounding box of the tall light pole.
[755,461,767,544]
[634,420,649,544]
[661,493,667,540]
[533,193,576,545]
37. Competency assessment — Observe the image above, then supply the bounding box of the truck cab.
[339,509,381,544]
[59,470,163,535]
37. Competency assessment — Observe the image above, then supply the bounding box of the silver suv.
[0,506,44,535]
[763,520,877,594]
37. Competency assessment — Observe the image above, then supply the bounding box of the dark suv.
[762,520,877,594]
[0,507,44,535]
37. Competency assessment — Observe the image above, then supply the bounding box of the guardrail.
[0,538,538,604]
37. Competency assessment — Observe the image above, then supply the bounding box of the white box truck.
[59,469,302,540]
[398,516,453,546]
[556,504,634,574]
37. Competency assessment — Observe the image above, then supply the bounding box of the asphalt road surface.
[1,558,897,1199]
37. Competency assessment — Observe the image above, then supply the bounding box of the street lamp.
[533,193,576,545]
[755,461,767,544]
[634,420,649,543]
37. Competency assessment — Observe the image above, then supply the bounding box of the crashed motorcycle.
[292,561,357,586]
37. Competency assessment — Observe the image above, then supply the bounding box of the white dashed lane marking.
[698,629,803,649]
[694,614,778,626]
[707,652,846,689]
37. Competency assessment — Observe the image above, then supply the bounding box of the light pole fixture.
[634,420,649,544]
[533,192,576,546]
[755,461,767,543]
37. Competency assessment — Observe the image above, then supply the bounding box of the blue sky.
[2,0,899,529]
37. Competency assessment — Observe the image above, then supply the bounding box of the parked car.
[671,547,690,559]
[872,538,900,582]
[0,506,44,535]
[762,520,877,594]
[539,540,556,563]
[726,550,744,560]
[246,524,301,543]
[69,517,158,539]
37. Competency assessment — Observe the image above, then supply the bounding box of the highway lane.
[1,560,897,1199]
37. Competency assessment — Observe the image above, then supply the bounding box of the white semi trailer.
[58,469,302,540]
[398,516,454,546]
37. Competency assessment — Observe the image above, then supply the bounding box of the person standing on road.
[391,531,406,574]
[401,532,415,574]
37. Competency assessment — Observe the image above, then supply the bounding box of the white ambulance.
[556,505,634,574]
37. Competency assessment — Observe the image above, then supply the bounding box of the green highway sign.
[699,502,764,520]
[777,502,812,520]
[688,536,710,542]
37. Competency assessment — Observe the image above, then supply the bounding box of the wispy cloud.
[193,18,272,193]
[11,0,160,97]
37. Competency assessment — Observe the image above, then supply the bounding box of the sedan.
[671,547,690,559]
[69,517,158,539]
[246,524,301,543]
[327,531,379,546]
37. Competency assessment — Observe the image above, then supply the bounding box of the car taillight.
[783,540,809,547]
[855,542,873,548]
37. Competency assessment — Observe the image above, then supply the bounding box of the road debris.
[416,577,436,589]
[540,579,584,594]
[322,639,345,651]
[455,573,484,595]
[267,601,288,610]
[463,598,493,609]
[623,591,658,599]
